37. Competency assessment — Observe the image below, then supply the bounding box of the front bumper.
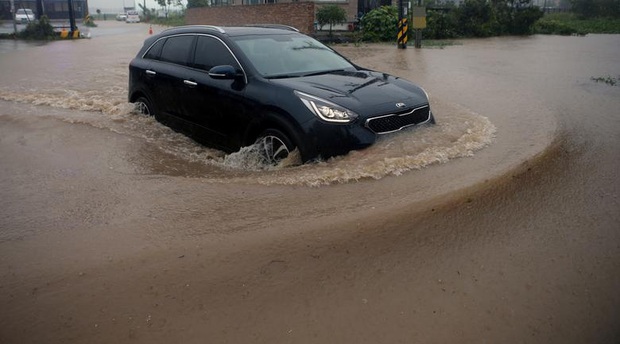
[299,104,433,160]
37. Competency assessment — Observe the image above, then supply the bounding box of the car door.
[149,35,196,125]
[183,35,249,150]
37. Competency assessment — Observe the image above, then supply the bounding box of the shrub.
[424,10,458,39]
[361,6,399,42]
[84,15,97,27]
[533,13,617,34]
[456,0,493,37]
[510,7,544,34]
[534,18,579,35]
[18,15,56,40]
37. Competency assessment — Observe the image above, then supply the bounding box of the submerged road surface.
[0,22,619,343]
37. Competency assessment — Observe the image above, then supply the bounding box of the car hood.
[270,70,428,116]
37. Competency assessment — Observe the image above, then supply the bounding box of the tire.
[256,128,295,165]
[134,96,154,116]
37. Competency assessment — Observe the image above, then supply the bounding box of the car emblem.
[395,102,406,108]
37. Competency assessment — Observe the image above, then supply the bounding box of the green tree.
[157,0,170,17]
[316,5,348,36]
[138,3,152,21]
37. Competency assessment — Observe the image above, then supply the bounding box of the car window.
[159,35,195,66]
[144,38,166,60]
[193,36,239,71]
[233,34,354,78]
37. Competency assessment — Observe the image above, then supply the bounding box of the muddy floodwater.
[1,22,619,343]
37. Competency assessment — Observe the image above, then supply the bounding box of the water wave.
[0,87,496,186]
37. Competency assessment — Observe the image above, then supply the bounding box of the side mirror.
[208,65,241,80]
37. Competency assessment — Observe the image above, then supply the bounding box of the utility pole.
[415,0,421,48]
[397,0,408,49]
[411,0,426,48]
[67,0,76,35]
[10,0,17,35]
[36,0,43,19]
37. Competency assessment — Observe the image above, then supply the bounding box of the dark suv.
[128,25,434,163]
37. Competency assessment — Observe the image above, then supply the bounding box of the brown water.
[0,22,619,343]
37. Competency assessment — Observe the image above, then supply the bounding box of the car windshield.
[17,9,33,14]
[232,34,355,78]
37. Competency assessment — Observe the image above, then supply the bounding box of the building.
[190,0,395,30]
[1,0,89,21]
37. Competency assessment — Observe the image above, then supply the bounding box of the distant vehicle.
[15,8,35,23]
[125,10,140,23]
[116,13,127,21]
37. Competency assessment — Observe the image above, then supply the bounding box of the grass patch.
[535,13,620,35]
[0,33,17,39]
[421,40,461,49]
[591,75,619,86]
[150,15,186,27]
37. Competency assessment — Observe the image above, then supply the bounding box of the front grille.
[365,105,431,134]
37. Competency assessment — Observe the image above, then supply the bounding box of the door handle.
[146,70,156,76]
[184,80,198,87]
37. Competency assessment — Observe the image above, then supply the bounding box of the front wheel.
[134,96,154,116]
[256,129,295,165]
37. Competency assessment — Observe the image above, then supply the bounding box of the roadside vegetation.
[0,15,57,40]
[591,75,619,86]
[535,13,620,35]
[360,0,620,41]
[17,15,56,40]
[362,0,545,41]
[149,12,186,26]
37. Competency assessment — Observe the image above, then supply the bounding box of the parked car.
[116,13,127,21]
[125,10,140,23]
[15,8,35,23]
[128,25,435,164]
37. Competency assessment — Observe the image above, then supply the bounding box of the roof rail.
[244,24,299,32]
[162,25,226,34]
[196,25,227,33]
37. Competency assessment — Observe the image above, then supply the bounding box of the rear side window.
[193,36,239,71]
[159,35,195,65]
[144,38,165,60]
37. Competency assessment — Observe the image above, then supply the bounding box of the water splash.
[0,87,495,186]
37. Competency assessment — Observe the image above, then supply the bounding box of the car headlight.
[295,90,358,123]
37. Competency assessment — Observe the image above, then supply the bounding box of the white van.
[125,10,140,23]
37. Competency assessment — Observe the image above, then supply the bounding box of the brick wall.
[185,2,316,34]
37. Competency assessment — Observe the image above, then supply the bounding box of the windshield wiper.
[301,69,347,77]
[265,73,303,80]
[265,69,349,79]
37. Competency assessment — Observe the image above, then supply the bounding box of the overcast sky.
[87,0,187,12]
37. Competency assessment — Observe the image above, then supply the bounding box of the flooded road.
[0,22,619,343]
